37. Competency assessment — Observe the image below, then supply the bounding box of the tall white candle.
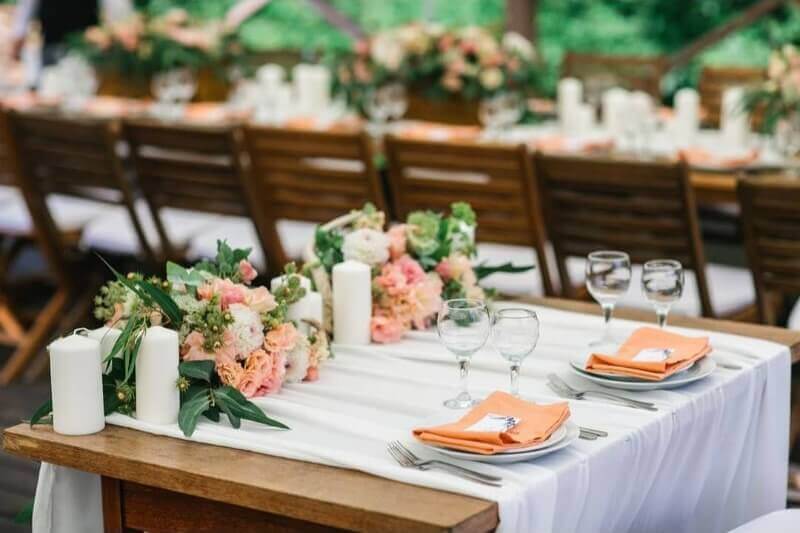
[293,64,314,115]
[721,86,750,148]
[673,88,699,144]
[256,63,285,92]
[288,291,324,333]
[87,326,121,361]
[135,326,180,425]
[48,334,105,435]
[558,77,583,134]
[332,260,371,345]
[602,88,629,138]
[311,65,332,114]
[270,274,312,294]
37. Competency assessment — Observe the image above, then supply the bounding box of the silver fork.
[547,374,658,411]
[387,441,503,486]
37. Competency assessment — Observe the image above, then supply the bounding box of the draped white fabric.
[33,303,790,532]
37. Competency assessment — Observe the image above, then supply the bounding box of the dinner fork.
[387,441,503,486]
[547,374,658,411]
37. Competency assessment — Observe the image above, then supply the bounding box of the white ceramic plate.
[420,421,579,464]
[570,352,695,382]
[568,356,716,390]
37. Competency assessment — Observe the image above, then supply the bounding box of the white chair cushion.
[80,201,221,257]
[0,184,20,204]
[276,219,318,262]
[0,191,114,236]
[729,509,800,532]
[788,300,800,330]
[186,216,265,271]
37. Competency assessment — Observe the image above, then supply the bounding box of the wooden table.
[4,298,800,533]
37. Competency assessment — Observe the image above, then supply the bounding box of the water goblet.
[585,250,631,348]
[437,298,491,409]
[491,308,540,397]
[641,259,684,328]
[365,83,403,135]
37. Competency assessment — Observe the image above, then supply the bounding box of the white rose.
[371,33,405,71]
[228,303,265,359]
[342,228,390,266]
[284,335,310,383]
[502,32,536,61]
[479,67,504,90]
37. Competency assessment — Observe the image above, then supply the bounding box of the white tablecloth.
[33,303,790,533]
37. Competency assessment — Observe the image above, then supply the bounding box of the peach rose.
[198,278,248,309]
[238,260,257,284]
[387,224,408,259]
[395,255,425,285]
[216,360,244,388]
[371,312,407,344]
[246,286,276,314]
[181,331,213,361]
[264,323,298,354]
[241,349,286,397]
[304,366,319,382]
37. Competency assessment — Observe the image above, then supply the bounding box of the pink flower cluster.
[436,253,486,300]
[371,255,443,343]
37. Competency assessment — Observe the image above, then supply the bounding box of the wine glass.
[151,68,197,121]
[641,259,684,328]
[491,308,540,397]
[437,298,491,409]
[585,251,631,347]
[365,83,404,135]
[480,92,522,139]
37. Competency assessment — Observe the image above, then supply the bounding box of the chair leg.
[0,287,69,385]
[0,295,25,344]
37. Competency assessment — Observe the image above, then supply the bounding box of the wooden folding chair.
[0,109,145,384]
[534,153,755,319]
[562,51,668,101]
[738,176,800,325]
[385,136,556,297]
[240,126,386,272]
[698,65,764,128]
[121,119,255,265]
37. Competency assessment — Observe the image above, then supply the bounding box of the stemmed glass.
[437,298,491,409]
[365,83,406,135]
[641,259,684,328]
[479,92,522,139]
[151,68,197,121]
[585,251,631,347]
[491,308,540,397]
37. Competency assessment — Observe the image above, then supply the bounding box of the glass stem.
[458,358,470,398]
[656,307,669,329]
[601,303,614,340]
[509,362,521,397]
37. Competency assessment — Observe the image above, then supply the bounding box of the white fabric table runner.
[33,303,790,532]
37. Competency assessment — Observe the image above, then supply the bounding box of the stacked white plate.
[568,353,716,391]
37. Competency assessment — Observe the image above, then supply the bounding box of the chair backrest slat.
[241,126,386,268]
[698,66,764,128]
[534,153,713,315]
[562,52,667,100]
[738,177,800,324]
[385,136,555,295]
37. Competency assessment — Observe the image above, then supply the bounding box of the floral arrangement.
[32,241,329,437]
[71,1,267,78]
[312,202,531,344]
[743,43,800,132]
[332,23,539,110]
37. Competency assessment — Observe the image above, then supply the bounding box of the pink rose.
[395,255,425,285]
[304,366,319,382]
[198,278,248,309]
[412,274,443,329]
[215,329,238,366]
[181,331,213,361]
[371,312,407,344]
[255,351,286,396]
[435,259,452,280]
[246,286,276,313]
[238,260,257,284]
[375,263,408,296]
[237,369,262,398]
[216,360,244,388]
[241,349,286,397]
[387,224,408,259]
[264,323,298,354]
[355,39,370,55]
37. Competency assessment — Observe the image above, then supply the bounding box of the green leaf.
[166,261,205,289]
[474,262,536,280]
[214,386,289,430]
[29,398,52,426]
[178,392,212,437]
[14,501,33,525]
[179,360,215,382]
[203,405,221,423]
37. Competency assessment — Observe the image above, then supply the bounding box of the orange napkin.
[586,327,711,381]
[283,115,362,132]
[679,147,759,169]
[184,102,229,123]
[413,391,570,455]
[83,96,148,117]
[531,135,614,154]
[398,121,481,142]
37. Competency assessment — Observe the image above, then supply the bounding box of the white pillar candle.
[135,326,180,425]
[293,64,314,115]
[332,260,372,345]
[48,334,105,435]
[256,63,285,92]
[270,274,312,294]
[721,86,750,148]
[575,103,595,135]
[630,91,654,129]
[311,65,331,114]
[288,291,324,333]
[557,77,583,134]
[87,326,121,361]
[602,88,629,138]
[673,88,699,145]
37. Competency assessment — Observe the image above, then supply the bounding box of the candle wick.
[73,327,91,337]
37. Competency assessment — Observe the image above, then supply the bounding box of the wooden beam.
[506,0,536,42]
[668,0,788,69]
[306,0,365,40]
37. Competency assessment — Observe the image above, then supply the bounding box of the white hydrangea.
[502,31,536,61]
[284,335,311,383]
[342,228,390,266]
[228,303,264,359]
[371,32,405,71]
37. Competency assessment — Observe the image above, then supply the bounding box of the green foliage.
[193,240,252,282]
[314,227,345,273]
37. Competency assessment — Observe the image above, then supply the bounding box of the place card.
[633,348,674,362]
[465,414,521,433]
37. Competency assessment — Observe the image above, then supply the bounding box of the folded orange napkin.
[531,135,614,154]
[398,122,481,142]
[679,147,759,169]
[413,391,570,455]
[585,327,711,381]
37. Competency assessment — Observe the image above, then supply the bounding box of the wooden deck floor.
[0,348,48,532]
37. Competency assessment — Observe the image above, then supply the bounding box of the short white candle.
[256,63,285,91]
[332,260,372,345]
[288,291,324,333]
[270,274,312,294]
[48,334,105,435]
[721,86,750,147]
[602,88,629,138]
[135,326,180,425]
[558,77,583,133]
[87,326,121,361]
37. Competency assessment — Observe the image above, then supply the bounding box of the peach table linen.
[586,327,711,381]
[679,147,759,169]
[413,391,570,455]
[396,121,481,142]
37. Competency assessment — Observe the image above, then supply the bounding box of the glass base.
[588,336,622,351]
[443,392,478,409]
